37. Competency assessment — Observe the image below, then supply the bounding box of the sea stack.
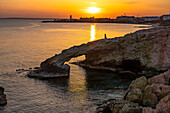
[0,87,7,106]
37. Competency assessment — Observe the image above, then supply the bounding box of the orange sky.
[0,0,170,18]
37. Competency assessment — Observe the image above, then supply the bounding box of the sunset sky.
[0,0,170,18]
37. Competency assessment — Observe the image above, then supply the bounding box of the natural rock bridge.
[27,27,170,78]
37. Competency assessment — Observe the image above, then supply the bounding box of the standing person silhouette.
[104,34,107,39]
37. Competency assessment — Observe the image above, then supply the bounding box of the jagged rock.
[142,107,158,113]
[126,70,170,109]
[28,27,170,78]
[151,84,170,99]
[97,99,142,113]
[156,94,170,113]
[126,76,147,92]
[126,88,143,104]
[96,70,170,113]
[0,87,7,106]
[148,69,170,85]
[120,103,143,113]
[142,85,158,108]
[124,76,147,104]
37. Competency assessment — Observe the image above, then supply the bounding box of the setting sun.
[88,7,100,13]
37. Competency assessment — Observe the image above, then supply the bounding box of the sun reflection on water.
[90,24,96,41]
[67,63,88,106]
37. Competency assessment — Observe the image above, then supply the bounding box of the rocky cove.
[23,26,170,113]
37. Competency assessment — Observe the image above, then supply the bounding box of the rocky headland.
[27,26,170,78]
[0,87,7,106]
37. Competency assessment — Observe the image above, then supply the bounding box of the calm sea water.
[0,19,149,113]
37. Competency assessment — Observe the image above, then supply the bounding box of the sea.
[0,19,150,113]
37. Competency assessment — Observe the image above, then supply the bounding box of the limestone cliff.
[27,26,170,78]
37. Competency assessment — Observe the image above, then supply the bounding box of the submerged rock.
[0,87,7,106]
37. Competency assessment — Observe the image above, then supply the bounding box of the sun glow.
[88,7,100,13]
[90,24,96,41]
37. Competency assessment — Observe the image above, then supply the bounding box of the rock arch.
[27,27,170,78]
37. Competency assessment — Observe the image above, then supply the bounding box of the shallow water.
[0,19,149,112]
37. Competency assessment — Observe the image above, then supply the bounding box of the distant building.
[142,16,159,21]
[80,17,95,21]
[70,15,72,20]
[161,14,170,20]
[116,16,135,23]
[80,17,114,22]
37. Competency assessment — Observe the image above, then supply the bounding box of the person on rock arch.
[104,34,107,39]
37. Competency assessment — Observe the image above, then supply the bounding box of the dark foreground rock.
[27,26,170,78]
[0,87,7,106]
[96,99,143,113]
[96,69,170,113]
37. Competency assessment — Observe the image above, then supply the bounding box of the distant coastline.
[0,17,57,20]
[41,14,170,24]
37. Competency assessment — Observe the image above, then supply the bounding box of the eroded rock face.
[142,85,158,108]
[126,88,143,104]
[27,26,170,78]
[142,107,158,113]
[156,95,170,113]
[151,84,170,99]
[127,70,170,109]
[83,26,170,75]
[125,76,147,104]
[148,70,170,85]
[126,76,147,92]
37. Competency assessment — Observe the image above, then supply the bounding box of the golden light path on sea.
[90,24,96,41]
